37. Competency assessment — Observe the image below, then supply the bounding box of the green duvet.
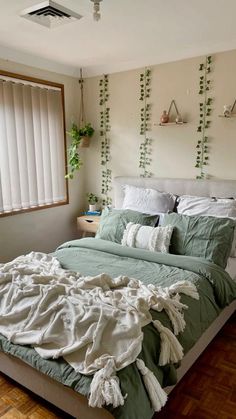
[0,238,235,419]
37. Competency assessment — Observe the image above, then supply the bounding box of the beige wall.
[0,58,84,262]
[83,49,236,199]
[1,49,236,261]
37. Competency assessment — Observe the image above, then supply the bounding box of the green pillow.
[162,212,235,268]
[96,208,158,244]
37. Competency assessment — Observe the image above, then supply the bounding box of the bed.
[0,176,236,419]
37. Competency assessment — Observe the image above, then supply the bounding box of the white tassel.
[153,320,184,366]
[89,358,125,408]
[136,358,167,412]
[152,294,187,335]
[168,280,199,300]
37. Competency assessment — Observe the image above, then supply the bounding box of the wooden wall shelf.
[154,121,187,126]
[218,114,236,118]
[160,121,187,126]
[158,99,186,126]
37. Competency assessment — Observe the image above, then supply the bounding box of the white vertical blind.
[0,79,67,214]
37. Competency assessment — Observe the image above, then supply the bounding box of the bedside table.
[77,215,100,238]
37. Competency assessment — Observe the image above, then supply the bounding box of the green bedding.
[0,238,235,419]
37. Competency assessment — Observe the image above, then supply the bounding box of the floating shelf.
[158,99,187,126]
[155,121,187,126]
[218,114,236,118]
[160,121,187,126]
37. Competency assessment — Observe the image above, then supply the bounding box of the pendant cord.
[79,68,85,126]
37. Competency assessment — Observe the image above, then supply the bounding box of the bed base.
[0,301,235,419]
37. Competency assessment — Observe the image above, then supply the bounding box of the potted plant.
[87,193,99,211]
[78,123,95,148]
[65,122,95,179]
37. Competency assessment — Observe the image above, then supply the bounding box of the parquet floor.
[156,312,236,419]
[0,313,235,419]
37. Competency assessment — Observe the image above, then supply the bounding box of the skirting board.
[0,301,235,419]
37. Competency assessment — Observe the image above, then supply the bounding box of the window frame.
[0,69,69,218]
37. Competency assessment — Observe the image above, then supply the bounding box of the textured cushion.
[162,212,236,268]
[177,195,236,257]
[95,208,157,243]
[122,184,175,215]
[121,222,173,253]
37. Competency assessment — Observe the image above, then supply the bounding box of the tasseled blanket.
[0,252,199,411]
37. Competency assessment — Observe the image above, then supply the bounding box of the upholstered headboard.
[114,177,236,208]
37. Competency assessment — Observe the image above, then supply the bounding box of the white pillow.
[177,195,236,217]
[122,185,175,215]
[121,222,173,253]
[177,195,236,257]
[226,257,236,281]
[230,229,236,257]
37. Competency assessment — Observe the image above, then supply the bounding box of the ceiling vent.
[20,1,83,28]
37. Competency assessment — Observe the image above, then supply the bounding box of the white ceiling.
[0,0,236,77]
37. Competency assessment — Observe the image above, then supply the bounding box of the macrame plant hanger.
[79,68,89,147]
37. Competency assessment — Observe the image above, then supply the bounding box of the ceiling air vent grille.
[20,1,83,28]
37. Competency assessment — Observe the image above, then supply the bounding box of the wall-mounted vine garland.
[139,68,152,178]
[99,74,112,206]
[195,56,213,179]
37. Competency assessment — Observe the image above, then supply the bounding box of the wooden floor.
[0,313,235,419]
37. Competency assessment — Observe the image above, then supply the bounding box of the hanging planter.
[78,123,95,148]
[65,70,95,179]
[80,137,90,148]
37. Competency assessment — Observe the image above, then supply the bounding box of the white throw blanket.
[0,252,199,411]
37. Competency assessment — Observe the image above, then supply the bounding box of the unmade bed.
[0,177,236,419]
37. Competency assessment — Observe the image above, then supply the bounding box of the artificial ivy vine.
[195,56,213,179]
[139,68,152,178]
[99,74,112,206]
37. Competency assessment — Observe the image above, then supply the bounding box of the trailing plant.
[65,123,83,179]
[195,55,213,179]
[99,74,112,206]
[65,122,95,179]
[139,68,152,178]
[87,192,99,204]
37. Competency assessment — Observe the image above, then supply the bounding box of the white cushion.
[230,229,236,257]
[226,257,236,281]
[121,222,173,253]
[177,195,236,217]
[122,184,175,215]
[177,195,236,257]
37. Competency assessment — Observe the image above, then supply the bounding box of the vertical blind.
[0,78,67,214]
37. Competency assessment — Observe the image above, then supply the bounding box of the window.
[0,71,68,217]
